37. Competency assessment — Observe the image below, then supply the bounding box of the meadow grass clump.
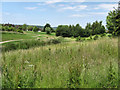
[1,37,118,88]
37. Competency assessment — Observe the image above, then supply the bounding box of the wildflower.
[28,64,34,67]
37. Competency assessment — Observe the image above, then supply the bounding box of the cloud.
[70,12,108,18]
[37,0,85,5]
[45,0,64,4]
[97,4,118,10]
[70,14,85,17]
[44,0,85,4]
[2,0,119,2]
[24,7,38,10]
[90,12,108,15]
[59,5,87,11]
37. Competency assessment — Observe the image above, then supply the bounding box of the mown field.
[1,37,118,88]
[1,31,56,41]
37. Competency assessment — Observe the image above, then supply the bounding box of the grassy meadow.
[1,31,56,41]
[1,36,118,88]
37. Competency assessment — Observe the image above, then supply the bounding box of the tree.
[33,26,39,32]
[43,23,51,32]
[45,27,51,34]
[116,7,120,35]
[22,24,27,31]
[85,23,92,36]
[106,9,118,35]
[28,26,33,31]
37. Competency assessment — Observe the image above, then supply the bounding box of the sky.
[1,0,119,27]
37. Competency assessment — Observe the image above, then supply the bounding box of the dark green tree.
[43,23,51,32]
[45,27,51,34]
[22,24,27,31]
[33,26,39,32]
[106,8,120,35]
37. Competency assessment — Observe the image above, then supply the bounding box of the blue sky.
[2,1,118,27]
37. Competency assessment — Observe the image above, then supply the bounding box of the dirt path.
[0,40,21,44]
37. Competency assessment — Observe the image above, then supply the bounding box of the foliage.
[56,21,105,38]
[2,38,62,52]
[27,26,33,31]
[43,23,54,32]
[17,29,23,33]
[22,24,27,31]
[45,27,51,34]
[32,26,39,32]
[93,35,99,40]
[100,33,106,37]
[76,36,81,41]
[106,8,120,36]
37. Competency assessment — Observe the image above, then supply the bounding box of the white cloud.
[2,0,119,2]
[97,4,118,10]
[45,0,63,4]
[90,12,108,15]
[70,14,85,17]
[60,5,87,11]
[24,7,38,10]
[70,12,108,18]
[37,0,85,5]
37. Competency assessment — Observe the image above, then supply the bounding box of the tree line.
[1,24,43,33]
[1,6,120,36]
[56,21,106,37]
[56,7,120,37]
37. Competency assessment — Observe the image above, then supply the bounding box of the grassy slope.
[1,31,56,41]
[1,37,118,88]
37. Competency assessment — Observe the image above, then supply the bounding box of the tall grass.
[2,37,63,52]
[1,37,118,88]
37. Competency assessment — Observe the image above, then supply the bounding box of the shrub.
[33,26,39,32]
[108,35,112,38]
[48,38,62,44]
[90,35,92,39]
[76,36,81,41]
[100,33,106,37]
[94,35,98,40]
[2,38,63,52]
[17,29,23,33]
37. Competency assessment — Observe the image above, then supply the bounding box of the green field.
[1,31,56,41]
[1,36,118,88]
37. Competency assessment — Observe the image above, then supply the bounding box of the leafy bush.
[94,35,98,40]
[76,36,81,41]
[47,37,63,44]
[100,33,106,37]
[108,35,112,38]
[17,29,23,33]
[33,26,39,32]
[90,35,92,39]
[2,38,63,52]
